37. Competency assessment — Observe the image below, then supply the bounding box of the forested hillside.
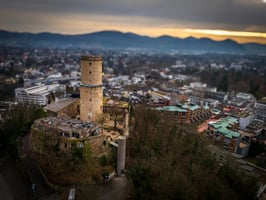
[127,107,258,200]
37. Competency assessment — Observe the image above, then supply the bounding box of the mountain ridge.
[0,29,265,54]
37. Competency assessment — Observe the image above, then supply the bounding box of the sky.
[0,0,266,44]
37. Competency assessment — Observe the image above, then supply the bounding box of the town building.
[44,97,79,118]
[204,90,226,102]
[236,92,254,100]
[157,103,211,124]
[227,92,255,110]
[233,109,256,129]
[245,119,265,137]
[255,98,266,122]
[148,91,170,106]
[15,83,64,105]
[207,117,240,153]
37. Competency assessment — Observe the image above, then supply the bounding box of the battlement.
[81,55,102,62]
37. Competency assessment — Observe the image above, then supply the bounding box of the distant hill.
[0,29,266,54]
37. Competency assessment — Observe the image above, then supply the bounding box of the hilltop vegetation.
[0,103,46,146]
[127,107,258,200]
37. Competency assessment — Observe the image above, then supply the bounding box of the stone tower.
[80,56,103,122]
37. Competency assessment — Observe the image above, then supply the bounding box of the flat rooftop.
[103,98,129,108]
[157,103,205,112]
[234,109,255,118]
[156,106,187,112]
[208,117,240,139]
[228,98,247,106]
[16,84,61,96]
[33,117,99,138]
[246,119,265,131]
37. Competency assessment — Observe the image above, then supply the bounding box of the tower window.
[90,99,92,101]
[89,62,92,65]
[89,71,91,74]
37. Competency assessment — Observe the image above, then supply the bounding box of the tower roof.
[81,55,102,61]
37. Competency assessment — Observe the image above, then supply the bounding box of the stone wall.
[59,134,108,157]
[31,125,108,157]
[80,87,103,122]
[80,56,103,122]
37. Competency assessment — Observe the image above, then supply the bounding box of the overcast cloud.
[0,0,266,34]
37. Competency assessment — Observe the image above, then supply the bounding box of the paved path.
[20,133,57,199]
[22,155,54,198]
[78,176,131,200]
[97,176,131,200]
[0,174,13,200]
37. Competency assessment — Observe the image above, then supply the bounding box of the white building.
[255,100,266,122]
[234,110,256,129]
[236,92,254,100]
[15,84,64,106]
[189,82,207,89]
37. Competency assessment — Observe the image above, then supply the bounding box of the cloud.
[0,0,266,34]
[185,29,266,38]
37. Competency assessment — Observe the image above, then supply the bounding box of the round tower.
[80,56,103,122]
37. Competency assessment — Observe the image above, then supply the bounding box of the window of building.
[64,143,67,148]
[72,132,80,138]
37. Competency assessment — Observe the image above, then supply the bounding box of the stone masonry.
[80,56,103,122]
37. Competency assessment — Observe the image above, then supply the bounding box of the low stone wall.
[32,126,108,157]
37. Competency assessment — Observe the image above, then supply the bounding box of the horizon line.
[1,28,266,45]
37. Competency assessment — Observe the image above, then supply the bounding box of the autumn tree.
[0,103,46,146]
[127,106,258,200]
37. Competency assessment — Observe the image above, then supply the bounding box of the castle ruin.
[80,56,103,122]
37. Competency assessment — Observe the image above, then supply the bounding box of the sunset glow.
[0,0,266,44]
[184,29,266,38]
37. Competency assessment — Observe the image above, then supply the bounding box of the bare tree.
[109,107,123,129]
[96,113,106,134]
